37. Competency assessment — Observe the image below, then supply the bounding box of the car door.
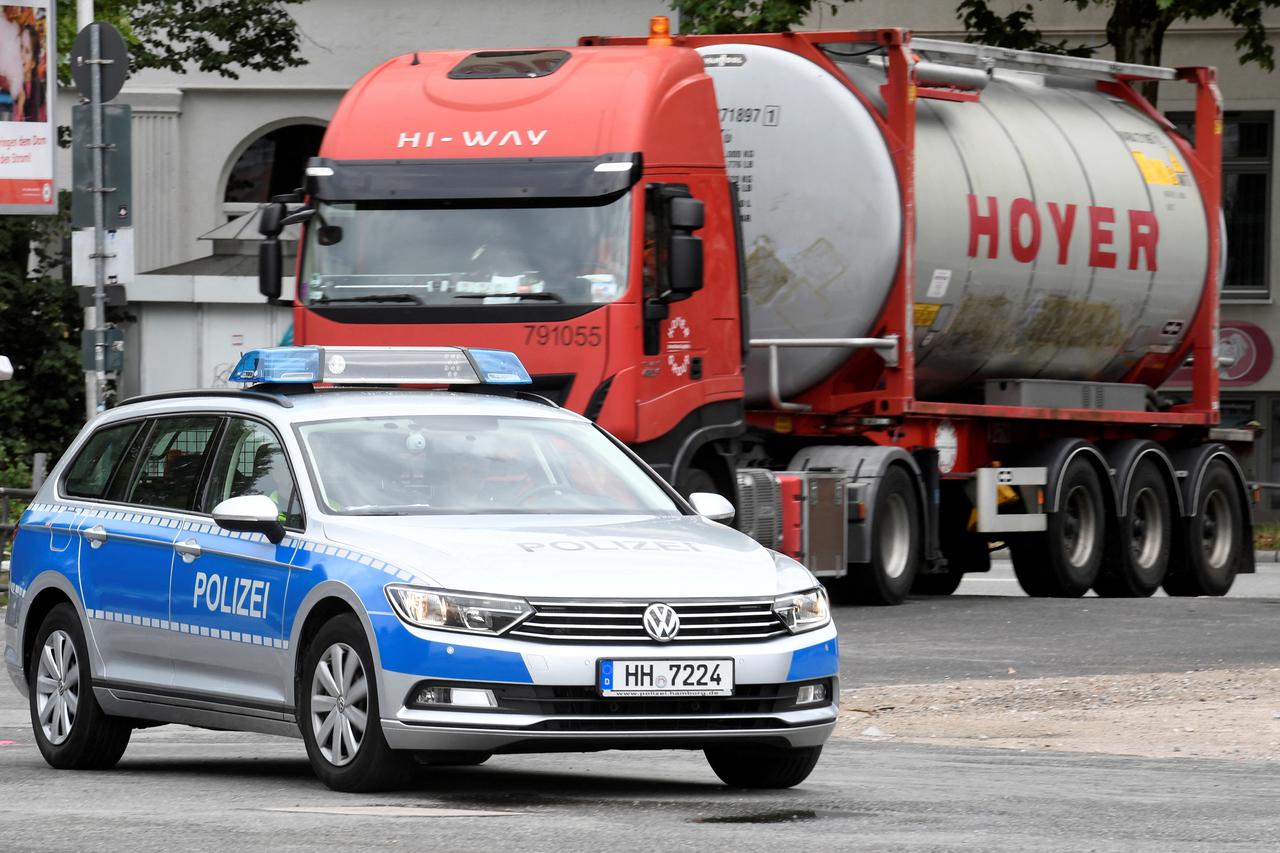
[75,415,223,689]
[167,416,300,708]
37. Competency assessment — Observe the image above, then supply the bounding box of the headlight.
[773,587,830,633]
[385,585,533,635]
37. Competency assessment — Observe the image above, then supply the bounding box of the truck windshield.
[299,195,630,308]
[296,414,680,516]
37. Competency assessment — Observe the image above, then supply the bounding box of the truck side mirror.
[667,196,704,299]
[259,201,286,238]
[259,238,282,300]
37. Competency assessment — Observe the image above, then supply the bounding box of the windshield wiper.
[312,293,424,305]
[453,292,564,303]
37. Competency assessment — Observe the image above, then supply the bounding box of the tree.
[0,1,312,487]
[674,0,1277,73]
[57,0,311,81]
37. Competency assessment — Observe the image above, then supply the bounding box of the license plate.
[598,659,734,697]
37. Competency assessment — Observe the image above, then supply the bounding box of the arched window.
[222,122,325,220]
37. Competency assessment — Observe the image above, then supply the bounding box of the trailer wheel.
[1010,457,1105,597]
[850,465,920,605]
[1095,460,1171,597]
[1163,460,1242,597]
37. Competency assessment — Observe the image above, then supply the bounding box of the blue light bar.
[467,349,533,385]
[229,347,321,384]
[228,346,532,387]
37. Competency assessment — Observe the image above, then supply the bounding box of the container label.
[926,269,952,299]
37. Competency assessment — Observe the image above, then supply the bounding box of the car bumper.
[372,617,840,753]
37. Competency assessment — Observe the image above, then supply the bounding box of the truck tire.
[850,465,920,605]
[29,603,132,770]
[704,744,823,788]
[1010,457,1105,597]
[1095,460,1171,597]
[299,613,411,792]
[675,466,719,499]
[1163,460,1242,597]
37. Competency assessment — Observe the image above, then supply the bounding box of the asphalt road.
[1,573,1277,852]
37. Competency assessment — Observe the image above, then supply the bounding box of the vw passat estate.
[5,347,837,791]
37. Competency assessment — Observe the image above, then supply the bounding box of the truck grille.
[510,598,787,643]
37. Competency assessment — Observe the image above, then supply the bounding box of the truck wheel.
[1010,457,1105,597]
[1163,460,1242,597]
[29,603,132,770]
[1095,461,1171,597]
[675,466,718,499]
[299,613,411,792]
[704,744,823,788]
[851,465,920,605]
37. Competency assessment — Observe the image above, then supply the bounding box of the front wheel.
[29,603,132,770]
[299,613,411,792]
[704,744,823,789]
[848,465,920,605]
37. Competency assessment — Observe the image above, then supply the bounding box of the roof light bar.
[228,346,532,387]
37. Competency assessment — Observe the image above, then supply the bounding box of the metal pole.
[90,23,108,412]
[79,2,95,418]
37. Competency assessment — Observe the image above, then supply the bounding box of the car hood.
[319,513,813,599]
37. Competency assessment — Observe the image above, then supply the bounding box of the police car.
[4,347,837,792]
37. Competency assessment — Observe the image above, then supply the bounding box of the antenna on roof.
[410,51,420,66]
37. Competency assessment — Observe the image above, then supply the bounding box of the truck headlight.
[773,587,830,633]
[386,585,533,635]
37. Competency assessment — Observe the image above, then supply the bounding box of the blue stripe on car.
[786,637,839,681]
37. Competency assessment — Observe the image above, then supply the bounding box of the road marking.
[264,806,517,818]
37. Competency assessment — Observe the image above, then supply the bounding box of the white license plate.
[598,659,734,697]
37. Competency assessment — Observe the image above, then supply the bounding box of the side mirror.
[0,355,12,381]
[689,491,735,523]
[259,238,282,300]
[661,193,703,303]
[213,494,286,544]
[259,201,286,238]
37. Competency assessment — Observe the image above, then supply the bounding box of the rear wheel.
[704,744,823,789]
[1010,457,1105,597]
[299,613,411,792]
[675,466,718,500]
[1164,460,1243,597]
[849,466,920,605]
[29,603,131,770]
[1095,461,1171,597]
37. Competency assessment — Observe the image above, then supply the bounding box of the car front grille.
[509,598,788,643]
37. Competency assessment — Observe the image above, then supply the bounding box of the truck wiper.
[312,293,424,304]
[453,292,564,303]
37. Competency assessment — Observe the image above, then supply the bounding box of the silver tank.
[697,44,1209,402]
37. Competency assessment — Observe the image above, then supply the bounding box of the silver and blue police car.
[4,346,837,791]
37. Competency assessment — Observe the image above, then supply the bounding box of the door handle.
[83,525,108,549]
[174,538,202,563]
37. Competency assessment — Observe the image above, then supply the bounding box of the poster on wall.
[0,2,53,214]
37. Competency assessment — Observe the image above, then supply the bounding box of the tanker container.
[697,43,1211,402]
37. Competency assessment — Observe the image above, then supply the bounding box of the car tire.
[849,465,920,605]
[704,744,823,789]
[1095,461,1171,598]
[29,603,132,770]
[298,613,411,792]
[1163,460,1242,597]
[1009,458,1105,597]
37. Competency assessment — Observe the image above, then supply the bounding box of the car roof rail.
[117,388,297,409]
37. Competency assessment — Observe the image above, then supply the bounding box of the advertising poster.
[0,2,53,213]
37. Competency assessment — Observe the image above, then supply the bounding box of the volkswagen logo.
[642,602,680,642]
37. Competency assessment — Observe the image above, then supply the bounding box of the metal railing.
[749,336,899,413]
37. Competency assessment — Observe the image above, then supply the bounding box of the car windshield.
[299,195,630,308]
[296,414,680,516]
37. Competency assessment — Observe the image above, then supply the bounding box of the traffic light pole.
[79,2,96,417]
[89,24,109,412]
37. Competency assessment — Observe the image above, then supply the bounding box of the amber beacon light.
[648,15,673,46]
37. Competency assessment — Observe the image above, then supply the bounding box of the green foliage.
[672,0,842,34]
[956,0,1096,56]
[56,0,310,84]
[957,0,1278,70]
[0,195,81,488]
